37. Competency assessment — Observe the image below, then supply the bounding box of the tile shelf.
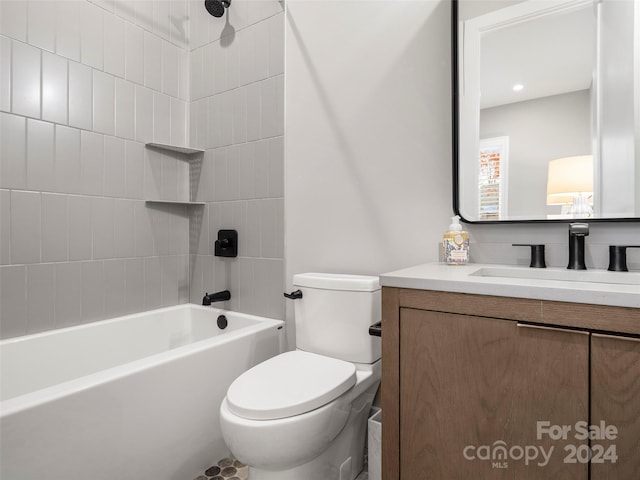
[145,142,205,156]
[145,200,205,206]
[144,144,206,207]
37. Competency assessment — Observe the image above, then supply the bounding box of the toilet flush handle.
[283,289,303,300]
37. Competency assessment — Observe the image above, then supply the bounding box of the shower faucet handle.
[512,244,546,268]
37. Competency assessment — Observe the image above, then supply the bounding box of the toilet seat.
[226,351,357,421]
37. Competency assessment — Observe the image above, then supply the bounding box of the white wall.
[284,0,453,346]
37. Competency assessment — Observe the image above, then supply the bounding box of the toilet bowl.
[219,273,382,480]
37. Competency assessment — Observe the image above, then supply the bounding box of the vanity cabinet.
[381,288,640,480]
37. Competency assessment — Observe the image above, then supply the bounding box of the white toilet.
[220,273,382,480]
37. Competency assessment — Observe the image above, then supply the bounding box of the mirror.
[454,0,640,222]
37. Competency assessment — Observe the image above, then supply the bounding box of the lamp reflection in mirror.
[546,155,593,218]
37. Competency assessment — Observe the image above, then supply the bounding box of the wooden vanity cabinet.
[381,288,640,480]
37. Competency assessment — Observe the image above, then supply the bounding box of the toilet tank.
[292,273,381,364]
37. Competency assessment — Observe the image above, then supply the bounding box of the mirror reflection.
[455,0,640,222]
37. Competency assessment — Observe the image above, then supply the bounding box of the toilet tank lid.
[293,273,380,292]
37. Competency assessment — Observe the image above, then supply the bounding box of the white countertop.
[380,263,640,309]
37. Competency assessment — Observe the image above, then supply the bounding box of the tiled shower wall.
[0,0,192,339]
[187,1,285,320]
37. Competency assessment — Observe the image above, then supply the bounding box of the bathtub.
[0,304,284,480]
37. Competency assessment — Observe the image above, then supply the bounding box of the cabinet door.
[399,308,589,479]
[591,333,640,479]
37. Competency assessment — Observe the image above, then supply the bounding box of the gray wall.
[480,89,591,218]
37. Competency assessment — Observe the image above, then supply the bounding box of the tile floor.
[194,457,369,480]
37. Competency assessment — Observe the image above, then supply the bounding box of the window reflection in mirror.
[455,0,640,222]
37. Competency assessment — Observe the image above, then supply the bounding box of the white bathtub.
[0,304,284,480]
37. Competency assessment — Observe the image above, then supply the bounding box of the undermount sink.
[470,266,640,286]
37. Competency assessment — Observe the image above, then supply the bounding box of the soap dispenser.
[442,215,470,265]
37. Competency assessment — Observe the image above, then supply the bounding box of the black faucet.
[202,290,231,305]
[567,223,589,270]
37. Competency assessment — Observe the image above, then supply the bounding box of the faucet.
[567,223,589,270]
[202,290,231,305]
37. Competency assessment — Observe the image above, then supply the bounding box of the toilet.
[220,273,382,480]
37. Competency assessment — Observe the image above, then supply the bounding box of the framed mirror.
[453,0,640,223]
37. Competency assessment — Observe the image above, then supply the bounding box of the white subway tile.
[134,201,154,256]
[41,193,68,262]
[114,0,136,24]
[104,136,125,197]
[268,13,284,76]
[42,51,68,125]
[161,255,178,306]
[104,259,126,317]
[124,257,145,312]
[0,266,26,338]
[114,199,135,257]
[189,100,197,147]
[124,140,144,199]
[233,86,248,144]
[177,254,189,303]
[54,262,82,328]
[144,256,162,309]
[93,70,115,135]
[144,148,161,200]
[190,46,203,101]
[226,37,239,91]
[226,145,240,200]
[92,0,115,13]
[80,130,104,195]
[125,22,144,84]
[161,41,179,97]
[261,198,284,259]
[26,118,55,192]
[135,85,153,142]
[211,43,224,95]
[237,26,251,86]
[10,190,41,264]
[80,1,104,69]
[196,98,208,149]
[0,113,27,189]
[260,76,278,139]
[216,91,233,147]
[68,61,93,130]
[0,38,11,111]
[92,197,115,259]
[169,0,189,48]
[253,258,284,319]
[103,13,125,78]
[26,263,55,333]
[161,153,177,200]
[1,0,27,42]
[246,82,261,141]
[81,260,105,322]
[153,92,171,144]
[170,97,186,147]
[56,1,81,62]
[178,48,189,101]
[245,200,261,257]
[143,32,162,91]
[253,140,269,199]
[115,78,135,139]
[27,0,56,52]
[237,143,254,200]
[153,0,170,41]
[54,125,82,194]
[190,0,208,50]
[134,0,154,31]
[213,147,228,201]
[0,190,11,265]
[267,136,284,197]
[68,195,93,261]
[11,41,41,119]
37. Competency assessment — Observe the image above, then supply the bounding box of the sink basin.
[470,267,640,286]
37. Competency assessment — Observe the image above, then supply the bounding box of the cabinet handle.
[592,333,640,343]
[516,323,589,335]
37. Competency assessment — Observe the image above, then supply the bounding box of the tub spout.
[203,290,231,305]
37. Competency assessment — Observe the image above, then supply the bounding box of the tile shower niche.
[144,142,206,207]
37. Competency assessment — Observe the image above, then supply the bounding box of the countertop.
[380,263,640,309]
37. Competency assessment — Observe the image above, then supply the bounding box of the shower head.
[205,0,231,18]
